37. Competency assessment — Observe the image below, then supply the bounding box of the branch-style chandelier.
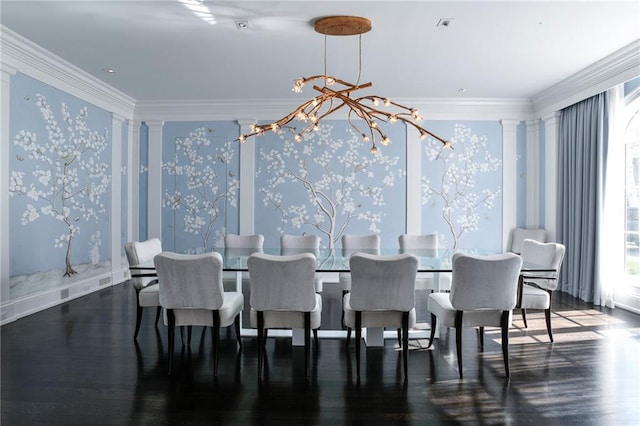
[238,15,451,154]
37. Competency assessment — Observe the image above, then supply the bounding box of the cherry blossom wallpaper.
[9,73,112,298]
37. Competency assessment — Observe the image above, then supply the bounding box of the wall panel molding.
[134,98,535,122]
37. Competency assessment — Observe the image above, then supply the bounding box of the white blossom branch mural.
[9,95,110,277]
[162,128,239,249]
[422,123,501,250]
[257,124,403,249]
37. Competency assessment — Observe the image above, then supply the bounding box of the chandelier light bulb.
[384,98,391,107]
[295,134,303,142]
[370,144,379,154]
[362,134,370,142]
[381,136,390,146]
[238,134,246,143]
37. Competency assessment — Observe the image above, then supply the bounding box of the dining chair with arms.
[519,239,566,342]
[125,238,163,340]
[154,252,244,376]
[508,227,546,254]
[427,252,523,379]
[344,253,418,382]
[247,252,321,380]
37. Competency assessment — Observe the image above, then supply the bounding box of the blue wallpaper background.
[9,72,112,278]
[420,120,503,252]
[161,121,240,253]
[254,120,407,249]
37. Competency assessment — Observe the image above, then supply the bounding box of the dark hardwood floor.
[2,281,639,425]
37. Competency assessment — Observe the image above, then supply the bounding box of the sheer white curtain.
[599,86,625,308]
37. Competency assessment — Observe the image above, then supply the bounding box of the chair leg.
[167,309,175,375]
[501,310,510,378]
[234,315,243,349]
[345,328,352,347]
[479,326,484,349]
[455,311,463,379]
[521,308,528,328]
[187,326,193,346]
[427,313,437,348]
[313,328,318,345]
[212,311,220,377]
[355,311,362,380]
[133,289,143,340]
[304,312,311,380]
[402,312,409,382]
[397,328,402,347]
[257,311,264,379]
[545,307,554,342]
[341,290,348,329]
[154,306,161,326]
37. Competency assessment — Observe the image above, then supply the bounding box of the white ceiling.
[1,0,639,103]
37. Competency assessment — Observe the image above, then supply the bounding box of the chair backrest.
[349,253,418,311]
[341,234,380,257]
[449,252,523,311]
[521,239,565,290]
[399,233,438,257]
[248,253,317,312]
[280,234,320,256]
[124,238,162,289]
[154,252,224,310]
[224,234,264,250]
[509,228,546,254]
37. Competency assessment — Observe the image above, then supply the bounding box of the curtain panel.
[557,92,609,305]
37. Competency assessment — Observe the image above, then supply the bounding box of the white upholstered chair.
[344,253,418,381]
[247,252,321,379]
[154,252,244,376]
[280,234,323,292]
[223,234,264,290]
[224,234,264,250]
[427,252,522,379]
[339,234,380,327]
[124,238,162,339]
[508,228,546,254]
[398,234,452,292]
[519,239,566,342]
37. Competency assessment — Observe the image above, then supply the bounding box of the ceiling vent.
[235,20,250,30]
[436,18,454,28]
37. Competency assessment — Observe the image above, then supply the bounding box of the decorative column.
[1,64,17,312]
[111,114,124,277]
[127,120,141,242]
[237,120,256,235]
[405,122,421,234]
[501,120,519,251]
[543,112,561,242]
[146,120,164,240]
[525,120,540,228]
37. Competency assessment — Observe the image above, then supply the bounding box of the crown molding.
[135,97,534,123]
[532,39,640,117]
[0,25,136,118]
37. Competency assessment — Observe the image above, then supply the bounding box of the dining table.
[129,247,554,347]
